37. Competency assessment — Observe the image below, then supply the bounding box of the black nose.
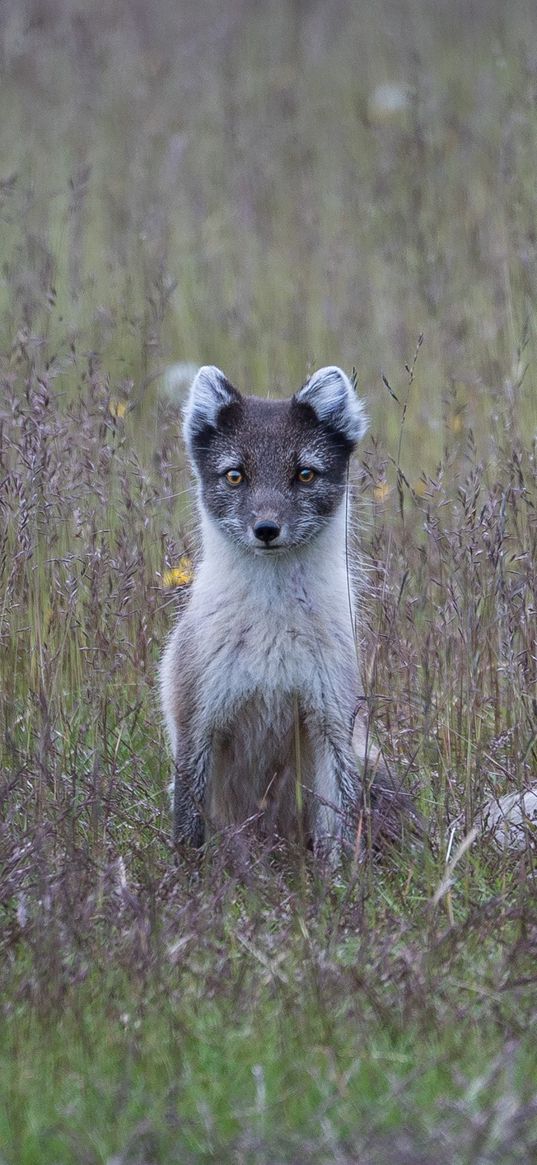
[253,519,281,544]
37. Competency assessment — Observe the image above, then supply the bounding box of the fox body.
[160,365,378,860]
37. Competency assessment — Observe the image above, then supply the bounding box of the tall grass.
[1,1,537,1161]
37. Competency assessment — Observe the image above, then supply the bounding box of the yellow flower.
[162,556,194,588]
[448,413,463,434]
[109,400,127,418]
[373,482,391,502]
[412,479,428,498]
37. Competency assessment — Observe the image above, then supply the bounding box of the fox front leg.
[311,734,363,865]
[172,741,211,847]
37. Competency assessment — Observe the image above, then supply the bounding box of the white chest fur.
[187,508,360,732]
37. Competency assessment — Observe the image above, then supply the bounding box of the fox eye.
[225,468,244,486]
[297,467,316,484]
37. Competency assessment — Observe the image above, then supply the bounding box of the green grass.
[3,967,535,1163]
[1,1,537,1161]
[3,881,537,1163]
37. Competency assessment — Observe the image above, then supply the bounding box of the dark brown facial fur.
[190,394,353,550]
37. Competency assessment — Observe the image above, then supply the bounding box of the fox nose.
[253,519,281,545]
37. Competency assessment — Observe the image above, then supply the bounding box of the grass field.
[1,1,537,1161]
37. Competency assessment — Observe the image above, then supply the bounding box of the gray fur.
[183,365,239,462]
[160,367,382,862]
[296,366,368,444]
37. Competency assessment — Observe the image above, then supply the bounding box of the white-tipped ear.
[296,366,367,444]
[183,365,239,452]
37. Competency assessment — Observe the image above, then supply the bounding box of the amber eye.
[225,468,243,486]
[297,467,316,484]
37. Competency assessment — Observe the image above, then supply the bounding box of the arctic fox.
[160,364,408,861]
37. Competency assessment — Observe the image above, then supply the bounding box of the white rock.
[480,789,537,852]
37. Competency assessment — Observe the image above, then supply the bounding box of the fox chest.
[194,601,358,731]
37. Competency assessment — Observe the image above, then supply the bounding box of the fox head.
[183,365,367,553]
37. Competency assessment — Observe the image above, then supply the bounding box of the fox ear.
[183,366,240,453]
[295,366,367,445]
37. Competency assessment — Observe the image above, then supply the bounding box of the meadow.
[1,1,537,1161]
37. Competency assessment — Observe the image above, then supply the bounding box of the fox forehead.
[215,395,335,456]
[198,394,351,473]
[185,365,367,459]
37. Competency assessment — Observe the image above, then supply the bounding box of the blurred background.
[2,0,537,467]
